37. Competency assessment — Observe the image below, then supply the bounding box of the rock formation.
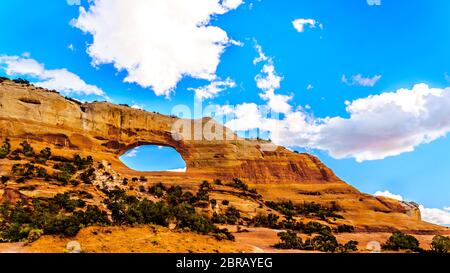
[0,79,338,184]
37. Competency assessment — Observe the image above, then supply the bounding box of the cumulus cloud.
[72,0,243,97]
[188,77,236,100]
[342,74,382,87]
[292,18,320,32]
[419,206,450,226]
[0,55,105,97]
[374,190,403,201]
[221,83,450,162]
[374,190,450,226]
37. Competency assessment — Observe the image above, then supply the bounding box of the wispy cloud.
[188,77,236,100]
[123,147,139,158]
[342,74,382,87]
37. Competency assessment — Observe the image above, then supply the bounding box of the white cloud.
[306,84,314,91]
[374,190,450,226]
[367,0,381,6]
[72,0,243,97]
[68,44,75,51]
[188,77,236,100]
[255,61,282,91]
[131,104,144,110]
[259,89,292,114]
[253,43,268,65]
[420,205,450,226]
[253,45,292,114]
[374,190,403,201]
[123,147,139,158]
[342,74,382,87]
[221,83,450,162]
[292,18,320,32]
[0,55,105,97]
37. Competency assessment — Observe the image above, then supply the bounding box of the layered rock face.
[0,80,339,184]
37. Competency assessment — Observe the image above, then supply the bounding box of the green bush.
[274,230,303,249]
[148,182,166,197]
[80,167,96,184]
[227,178,249,191]
[20,141,34,157]
[35,147,51,164]
[335,224,355,233]
[73,154,93,170]
[382,231,421,252]
[0,138,11,159]
[251,213,280,228]
[430,235,450,253]
[225,206,240,224]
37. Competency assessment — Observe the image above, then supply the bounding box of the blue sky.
[0,0,449,225]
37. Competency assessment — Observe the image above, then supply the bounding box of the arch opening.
[119,145,186,172]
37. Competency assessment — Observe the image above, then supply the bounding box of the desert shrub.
[34,147,51,164]
[0,138,11,159]
[335,224,355,233]
[311,231,340,252]
[251,213,280,228]
[225,206,240,224]
[138,185,146,192]
[54,171,72,184]
[13,78,30,85]
[53,193,86,212]
[50,155,71,162]
[122,178,129,185]
[430,235,450,253]
[166,186,184,205]
[35,167,47,178]
[20,141,34,157]
[148,182,166,198]
[274,230,303,249]
[0,176,10,184]
[73,154,93,170]
[54,162,77,175]
[196,188,209,202]
[265,200,342,220]
[227,178,249,191]
[213,179,223,185]
[0,197,107,241]
[382,231,421,252]
[211,212,227,224]
[340,240,359,253]
[200,181,211,190]
[139,176,148,182]
[303,221,332,235]
[80,167,96,184]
